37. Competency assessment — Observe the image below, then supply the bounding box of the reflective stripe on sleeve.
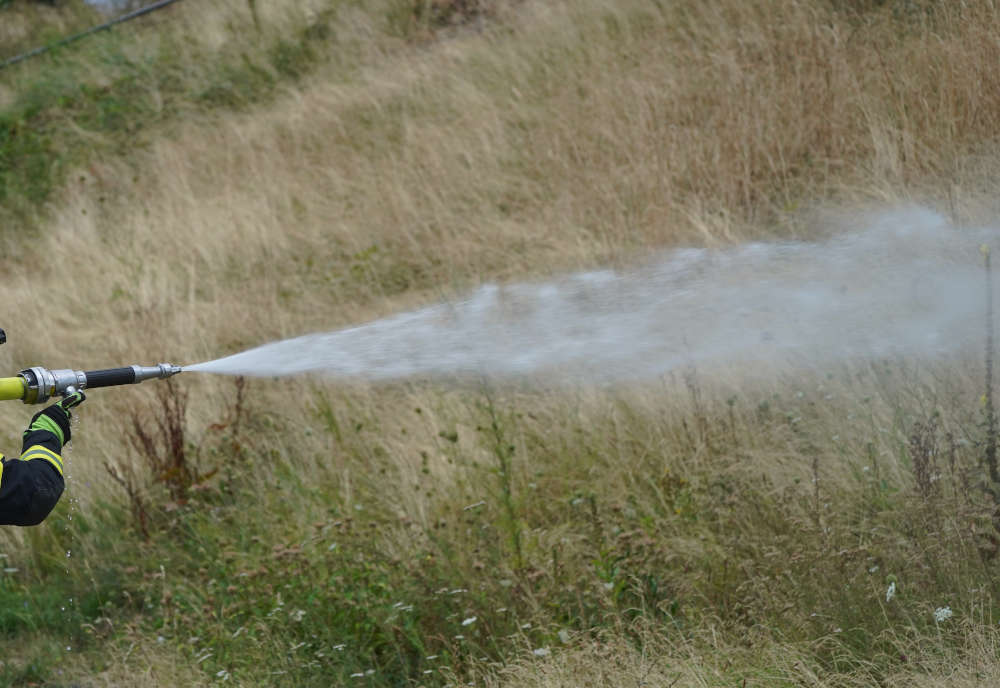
[20,444,64,476]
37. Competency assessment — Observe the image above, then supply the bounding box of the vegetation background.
[2,0,1000,685]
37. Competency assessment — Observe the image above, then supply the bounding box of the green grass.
[0,1,99,58]
[0,362,992,685]
[0,2,355,231]
[0,0,500,233]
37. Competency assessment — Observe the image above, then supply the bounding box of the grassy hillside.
[2,0,1000,685]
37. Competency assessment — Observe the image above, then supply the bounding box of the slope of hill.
[2,1,1000,685]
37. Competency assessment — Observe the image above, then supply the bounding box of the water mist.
[185,208,995,384]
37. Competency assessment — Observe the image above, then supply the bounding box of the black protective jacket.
[0,428,65,526]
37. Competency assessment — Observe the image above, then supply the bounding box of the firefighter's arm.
[0,392,84,527]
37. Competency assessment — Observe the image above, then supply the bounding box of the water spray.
[0,208,989,392]
[0,327,181,403]
[181,209,994,383]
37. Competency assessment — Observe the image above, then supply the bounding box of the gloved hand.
[26,391,86,446]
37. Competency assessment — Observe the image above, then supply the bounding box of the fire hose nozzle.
[133,363,183,383]
[8,362,183,404]
[0,332,182,403]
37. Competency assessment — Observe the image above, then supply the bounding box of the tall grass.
[2,0,1000,684]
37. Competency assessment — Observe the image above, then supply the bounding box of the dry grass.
[3,0,1000,684]
[475,621,1000,687]
[6,0,995,472]
[8,0,999,355]
[0,1,97,53]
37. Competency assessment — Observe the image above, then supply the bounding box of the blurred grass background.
[2,0,1000,685]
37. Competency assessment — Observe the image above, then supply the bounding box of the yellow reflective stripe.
[22,447,63,472]
[20,445,63,476]
[23,454,63,476]
[21,445,60,464]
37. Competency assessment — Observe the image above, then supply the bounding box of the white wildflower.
[462,617,477,626]
[886,582,896,602]
[532,648,550,657]
[934,606,953,622]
